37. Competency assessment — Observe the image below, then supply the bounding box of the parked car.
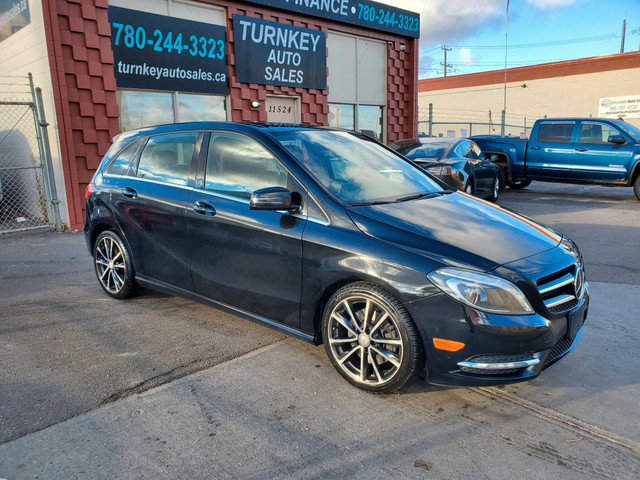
[85,122,588,392]
[389,137,501,201]
[472,118,640,200]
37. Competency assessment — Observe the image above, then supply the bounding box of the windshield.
[270,130,445,205]
[400,144,447,159]
[616,122,640,142]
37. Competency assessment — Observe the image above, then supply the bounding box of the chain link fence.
[0,75,58,234]
[418,103,539,139]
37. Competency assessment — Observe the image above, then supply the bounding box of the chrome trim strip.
[103,174,194,191]
[544,294,576,308]
[538,272,574,294]
[457,358,540,371]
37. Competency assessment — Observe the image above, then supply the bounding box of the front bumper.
[406,283,589,387]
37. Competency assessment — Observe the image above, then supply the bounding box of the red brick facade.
[42,0,120,231]
[42,0,418,230]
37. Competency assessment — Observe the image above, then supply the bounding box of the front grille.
[543,335,574,368]
[536,263,584,313]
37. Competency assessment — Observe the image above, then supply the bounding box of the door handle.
[530,146,540,150]
[193,200,216,216]
[574,147,588,152]
[121,187,138,198]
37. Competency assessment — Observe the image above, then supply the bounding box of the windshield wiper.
[394,192,440,202]
[349,200,395,206]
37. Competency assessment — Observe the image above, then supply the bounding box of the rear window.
[536,123,574,143]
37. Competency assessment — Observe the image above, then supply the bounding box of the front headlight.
[427,267,534,315]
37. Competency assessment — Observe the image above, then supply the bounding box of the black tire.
[507,179,532,190]
[498,167,507,191]
[93,230,136,299]
[322,282,424,393]
[463,180,474,196]
[488,175,500,202]
[634,176,640,201]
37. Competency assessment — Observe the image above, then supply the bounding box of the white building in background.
[418,51,640,138]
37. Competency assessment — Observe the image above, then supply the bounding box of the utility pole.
[620,19,626,53]
[441,46,452,77]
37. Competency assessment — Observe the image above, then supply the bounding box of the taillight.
[85,183,95,203]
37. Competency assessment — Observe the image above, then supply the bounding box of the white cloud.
[458,47,476,66]
[526,0,578,9]
[378,0,582,46]
[379,0,505,45]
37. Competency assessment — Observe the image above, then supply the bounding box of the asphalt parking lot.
[1,182,639,479]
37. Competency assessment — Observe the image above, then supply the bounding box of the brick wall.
[42,0,120,231]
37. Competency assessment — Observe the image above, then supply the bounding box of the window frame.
[131,131,204,188]
[578,121,621,145]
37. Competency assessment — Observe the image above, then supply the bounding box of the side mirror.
[250,187,299,212]
[608,134,626,145]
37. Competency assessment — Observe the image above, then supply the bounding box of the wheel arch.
[311,275,424,346]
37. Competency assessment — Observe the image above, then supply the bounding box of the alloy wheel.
[95,234,127,295]
[326,295,404,386]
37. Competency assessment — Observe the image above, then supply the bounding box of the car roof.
[111,121,359,145]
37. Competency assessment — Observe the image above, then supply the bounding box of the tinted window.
[136,133,198,186]
[271,130,444,204]
[537,123,574,143]
[105,138,143,176]
[400,145,446,159]
[205,132,289,199]
[579,123,619,144]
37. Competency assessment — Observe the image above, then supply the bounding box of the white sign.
[598,95,640,119]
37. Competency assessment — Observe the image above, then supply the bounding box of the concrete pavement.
[1,280,639,479]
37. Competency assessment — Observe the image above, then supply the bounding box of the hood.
[346,192,562,272]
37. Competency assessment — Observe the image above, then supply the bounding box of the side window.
[105,138,143,176]
[205,132,289,199]
[457,141,474,159]
[537,123,574,143]
[579,123,619,144]
[135,132,199,186]
[470,142,483,159]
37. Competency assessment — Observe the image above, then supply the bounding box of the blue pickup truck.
[472,118,640,200]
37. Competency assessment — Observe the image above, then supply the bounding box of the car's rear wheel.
[93,230,136,299]
[322,282,423,392]
[464,180,474,195]
[489,176,500,202]
[507,179,532,190]
[634,176,640,201]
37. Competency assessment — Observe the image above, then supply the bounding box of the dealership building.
[0,0,419,231]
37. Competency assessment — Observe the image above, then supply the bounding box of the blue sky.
[381,0,640,78]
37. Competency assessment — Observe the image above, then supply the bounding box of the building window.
[327,32,386,141]
[117,90,227,131]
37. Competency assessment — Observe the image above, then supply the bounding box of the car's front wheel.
[322,282,423,392]
[634,175,640,201]
[93,230,136,299]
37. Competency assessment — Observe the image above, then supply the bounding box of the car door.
[571,121,632,182]
[187,131,306,329]
[111,131,201,291]
[526,121,576,178]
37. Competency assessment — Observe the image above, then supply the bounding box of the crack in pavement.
[473,386,640,455]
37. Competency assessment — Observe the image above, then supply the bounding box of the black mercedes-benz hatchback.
[84,122,588,392]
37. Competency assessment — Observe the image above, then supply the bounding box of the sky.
[379,0,640,79]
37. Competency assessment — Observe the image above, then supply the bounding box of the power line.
[453,34,619,50]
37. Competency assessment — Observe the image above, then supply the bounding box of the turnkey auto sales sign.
[232,15,327,90]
